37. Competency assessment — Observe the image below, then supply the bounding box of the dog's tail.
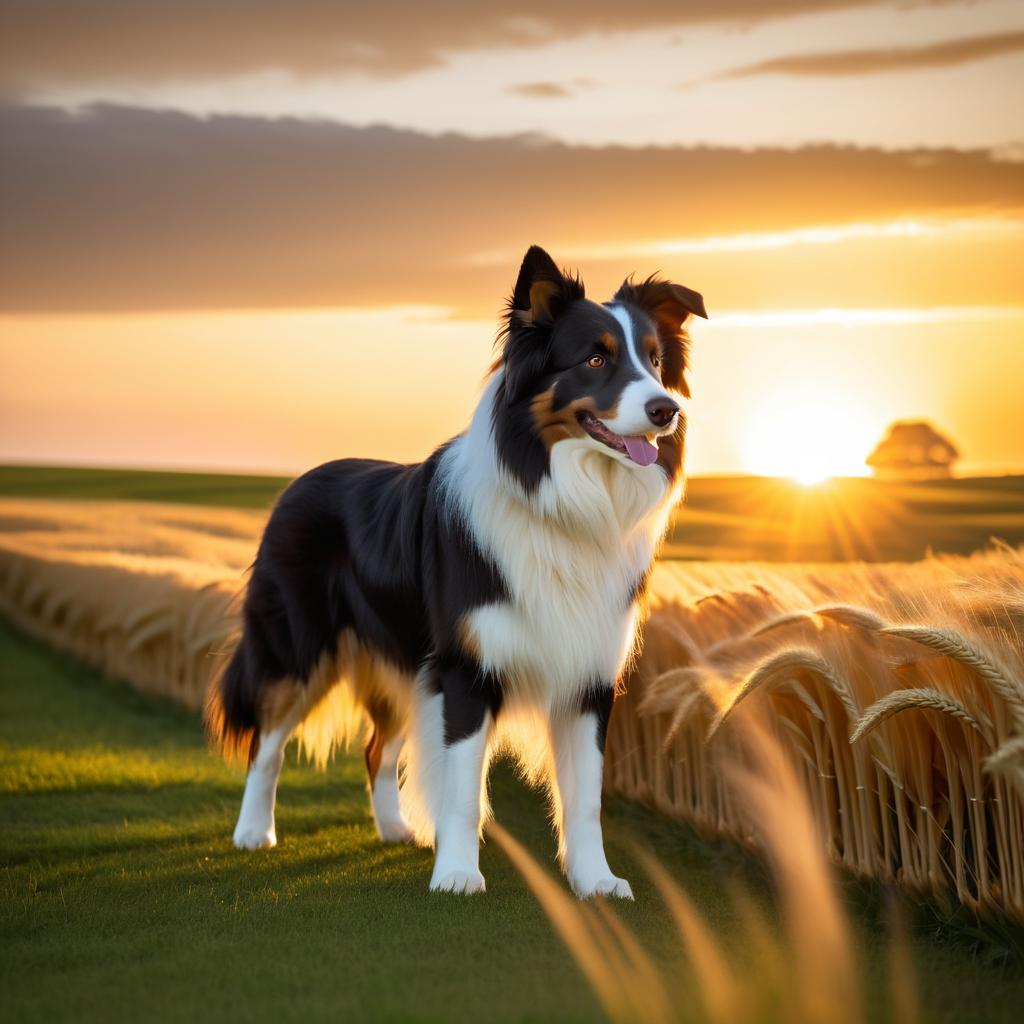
[205,626,373,769]
[204,636,261,764]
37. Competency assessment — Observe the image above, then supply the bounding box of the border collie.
[206,245,706,897]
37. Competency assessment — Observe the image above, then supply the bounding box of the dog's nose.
[645,397,679,428]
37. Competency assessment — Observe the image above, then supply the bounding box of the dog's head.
[492,245,707,492]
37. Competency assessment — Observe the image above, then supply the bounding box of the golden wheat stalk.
[712,605,891,661]
[639,665,706,710]
[716,609,817,648]
[814,605,889,631]
[984,736,1024,797]
[487,822,670,1024]
[630,843,740,1024]
[708,649,860,739]
[849,688,987,744]
[880,624,1024,728]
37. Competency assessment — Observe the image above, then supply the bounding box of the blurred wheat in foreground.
[493,718,906,1024]
[0,498,1022,920]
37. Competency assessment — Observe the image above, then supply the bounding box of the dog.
[206,245,706,897]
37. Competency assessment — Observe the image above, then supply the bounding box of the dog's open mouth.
[576,411,659,467]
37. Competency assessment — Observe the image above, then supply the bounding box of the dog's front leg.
[551,688,633,899]
[428,659,499,895]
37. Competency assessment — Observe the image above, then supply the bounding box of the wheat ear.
[851,687,987,744]
[708,649,858,739]
[880,624,1024,728]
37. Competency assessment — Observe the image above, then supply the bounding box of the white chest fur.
[440,379,679,711]
[465,500,651,707]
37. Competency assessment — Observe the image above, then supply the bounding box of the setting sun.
[742,388,876,483]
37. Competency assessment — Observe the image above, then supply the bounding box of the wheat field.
[609,552,1024,922]
[0,499,259,707]
[1,496,1022,921]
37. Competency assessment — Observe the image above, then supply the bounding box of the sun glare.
[793,465,830,487]
[742,391,875,484]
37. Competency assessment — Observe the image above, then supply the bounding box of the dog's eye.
[651,353,661,369]
[586,354,606,369]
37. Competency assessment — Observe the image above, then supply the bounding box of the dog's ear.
[614,276,707,398]
[501,246,584,405]
[510,245,582,327]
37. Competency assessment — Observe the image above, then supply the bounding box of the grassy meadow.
[0,464,291,510]
[4,619,1024,1024]
[2,464,1024,1021]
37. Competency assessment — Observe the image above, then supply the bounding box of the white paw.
[233,824,277,849]
[376,818,415,844]
[429,868,487,894]
[571,875,634,900]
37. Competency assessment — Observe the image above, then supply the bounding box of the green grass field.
[3,620,1024,1023]
[2,463,1022,562]
[0,618,744,1023]
[0,464,291,509]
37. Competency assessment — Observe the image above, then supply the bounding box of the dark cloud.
[505,82,574,99]
[700,28,1024,81]
[0,103,1021,314]
[0,1,957,89]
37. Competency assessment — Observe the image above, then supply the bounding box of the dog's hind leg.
[233,691,304,850]
[550,687,633,899]
[365,702,412,844]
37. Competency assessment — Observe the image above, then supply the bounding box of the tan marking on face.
[599,331,618,358]
[530,386,622,452]
[530,386,580,449]
[643,335,660,367]
[587,397,622,425]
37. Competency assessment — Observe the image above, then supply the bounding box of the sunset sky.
[1,0,1022,477]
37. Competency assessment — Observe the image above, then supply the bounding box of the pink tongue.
[623,436,659,466]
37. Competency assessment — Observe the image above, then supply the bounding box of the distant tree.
[866,420,960,479]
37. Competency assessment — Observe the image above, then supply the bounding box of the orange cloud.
[505,82,575,99]
[0,1,960,91]
[2,103,1021,315]
[699,29,1024,82]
